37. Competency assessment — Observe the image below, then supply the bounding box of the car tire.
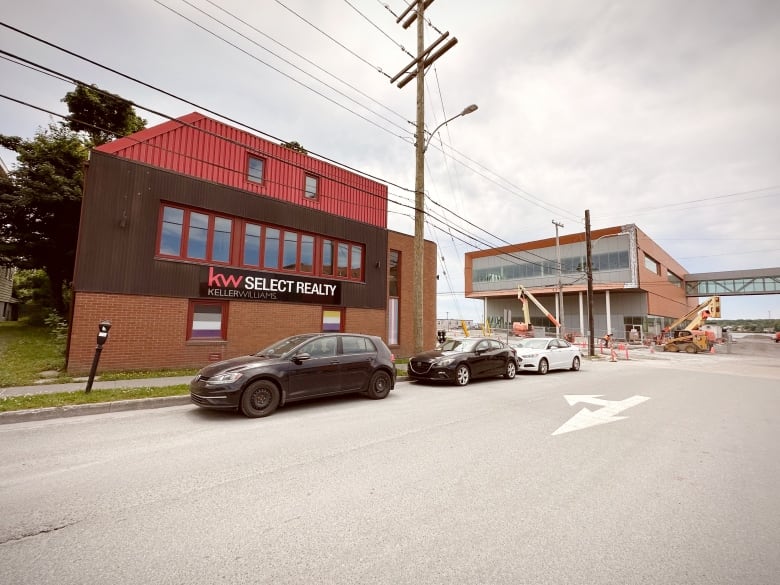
[570,356,581,371]
[454,364,470,386]
[538,358,549,375]
[366,371,392,399]
[240,380,280,418]
[503,360,517,379]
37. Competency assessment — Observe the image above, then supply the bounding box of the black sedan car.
[190,333,396,418]
[408,337,519,386]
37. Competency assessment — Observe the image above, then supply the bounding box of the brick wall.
[67,292,388,374]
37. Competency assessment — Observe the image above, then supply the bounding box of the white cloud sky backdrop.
[2,0,779,321]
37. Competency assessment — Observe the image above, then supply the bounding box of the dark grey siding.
[74,152,388,309]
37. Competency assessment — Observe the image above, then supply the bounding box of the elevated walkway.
[685,267,780,296]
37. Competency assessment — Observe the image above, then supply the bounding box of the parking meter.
[86,320,112,393]
[97,321,111,346]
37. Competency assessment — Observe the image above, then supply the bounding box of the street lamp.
[423,104,479,152]
[413,103,478,353]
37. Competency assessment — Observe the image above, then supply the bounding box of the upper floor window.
[158,204,363,281]
[158,205,232,264]
[248,156,264,183]
[305,174,318,199]
[644,253,660,275]
[667,270,682,287]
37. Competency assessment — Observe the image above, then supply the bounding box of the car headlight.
[522,352,539,359]
[207,372,243,385]
[434,357,456,367]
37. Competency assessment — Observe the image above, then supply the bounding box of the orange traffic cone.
[709,345,715,354]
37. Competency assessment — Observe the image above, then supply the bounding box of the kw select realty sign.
[201,266,341,305]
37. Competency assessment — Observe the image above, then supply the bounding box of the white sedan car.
[511,337,581,374]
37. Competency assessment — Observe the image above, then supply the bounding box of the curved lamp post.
[413,103,478,353]
[423,104,479,152]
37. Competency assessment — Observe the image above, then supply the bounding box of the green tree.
[62,84,146,146]
[0,84,146,316]
[281,140,308,155]
[0,124,87,315]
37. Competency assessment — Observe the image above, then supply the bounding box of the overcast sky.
[2,0,779,322]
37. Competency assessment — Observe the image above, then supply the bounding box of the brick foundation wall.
[67,292,387,374]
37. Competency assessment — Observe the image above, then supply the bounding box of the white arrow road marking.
[553,394,650,435]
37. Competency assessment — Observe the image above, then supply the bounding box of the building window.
[282,231,298,270]
[644,253,660,275]
[322,308,344,332]
[388,250,400,345]
[264,228,280,269]
[337,243,349,277]
[305,174,318,199]
[350,246,362,279]
[248,156,264,183]
[157,204,363,280]
[243,223,261,267]
[158,205,232,264]
[322,240,334,276]
[300,235,314,273]
[160,206,184,255]
[188,301,227,340]
[667,270,682,287]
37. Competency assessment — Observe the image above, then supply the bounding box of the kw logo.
[208,267,243,288]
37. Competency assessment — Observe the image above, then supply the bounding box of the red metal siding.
[96,113,387,227]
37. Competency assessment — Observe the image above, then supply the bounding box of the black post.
[84,346,103,393]
[585,210,594,357]
[85,321,111,393]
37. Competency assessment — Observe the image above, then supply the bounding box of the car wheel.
[538,358,549,375]
[570,356,581,371]
[503,360,517,379]
[366,371,392,399]
[454,364,470,386]
[240,380,280,418]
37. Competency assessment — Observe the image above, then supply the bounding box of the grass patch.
[0,384,190,412]
[0,321,65,387]
[98,368,198,381]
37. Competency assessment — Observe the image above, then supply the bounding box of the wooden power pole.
[391,0,458,353]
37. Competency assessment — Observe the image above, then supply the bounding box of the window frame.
[157,204,233,265]
[247,155,265,184]
[157,204,364,281]
[304,174,319,199]
[187,300,228,341]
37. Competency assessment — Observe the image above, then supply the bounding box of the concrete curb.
[0,395,191,425]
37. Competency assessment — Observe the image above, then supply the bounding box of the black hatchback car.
[190,333,396,418]
[408,337,519,386]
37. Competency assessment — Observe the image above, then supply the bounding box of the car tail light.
[390,352,396,363]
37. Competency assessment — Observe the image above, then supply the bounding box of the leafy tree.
[0,84,146,317]
[62,84,146,146]
[281,140,308,155]
[0,125,87,315]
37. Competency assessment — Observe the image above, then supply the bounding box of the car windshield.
[440,338,480,352]
[518,339,549,350]
[255,334,317,357]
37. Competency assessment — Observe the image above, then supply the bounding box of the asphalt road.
[1,353,778,585]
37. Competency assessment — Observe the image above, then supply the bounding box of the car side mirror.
[293,352,311,363]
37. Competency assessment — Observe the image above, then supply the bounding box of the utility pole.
[585,210,594,356]
[391,0,458,353]
[552,220,564,338]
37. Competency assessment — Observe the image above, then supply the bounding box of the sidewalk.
[0,376,195,398]
[0,376,195,425]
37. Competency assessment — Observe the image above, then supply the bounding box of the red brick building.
[67,113,436,373]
